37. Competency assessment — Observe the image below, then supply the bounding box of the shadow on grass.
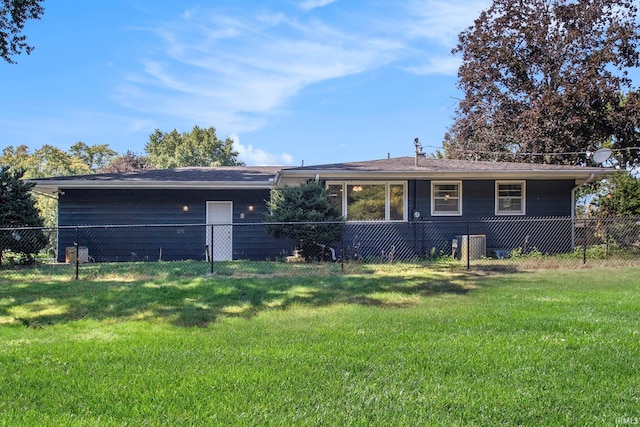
[0,269,475,327]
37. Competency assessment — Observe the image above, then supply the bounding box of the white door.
[206,202,233,261]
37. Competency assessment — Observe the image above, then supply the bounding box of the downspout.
[571,173,596,249]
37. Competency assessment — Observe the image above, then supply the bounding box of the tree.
[595,171,640,216]
[69,142,117,172]
[444,0,640,165]
[587,171,640,249]
[98,151,152,173]
[265,181,344,261]
[1,144,97,228]
[611,91,640,169]
[0,144,90,178]
[1,0,44,64]
[0,166,48,265]
[145,126,244,168]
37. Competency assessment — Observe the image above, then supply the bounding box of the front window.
[496,181,525,215]
[347,184,385,220]
[327,182,406,221]
[431,181,461,216]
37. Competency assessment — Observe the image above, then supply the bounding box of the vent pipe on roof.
[414,137,426,166]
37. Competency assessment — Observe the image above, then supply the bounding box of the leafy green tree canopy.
[145,126,244,168]
[265,181,344,261]
[444,0,640,165]
[595,171,640,216]
[1,0,44,63]
[0,165,48,264]
[0,143,117,227]
[1,144,90,178]
[69,142,117,172]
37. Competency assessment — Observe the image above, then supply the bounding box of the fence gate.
[206,202,233,261]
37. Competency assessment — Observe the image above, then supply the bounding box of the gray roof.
[282,156,606,172]
[31,157,614,194]
[277,156,614,181]
[31,166,281,194]
[34,166,281,183]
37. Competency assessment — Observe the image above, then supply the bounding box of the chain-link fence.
[2,216,640,281]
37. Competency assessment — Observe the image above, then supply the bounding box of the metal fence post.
[341,231,345,274]
[75,226,80,280]
[210,224,214,275]
[466,221,471,271]
[583,220,588,265]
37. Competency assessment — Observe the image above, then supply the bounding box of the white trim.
[325,181,407,221]
[431,181,462,216]
[495,180,526,216]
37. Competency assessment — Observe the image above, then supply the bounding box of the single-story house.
[31,156,614,262]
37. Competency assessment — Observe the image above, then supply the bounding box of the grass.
[0,264,639,426]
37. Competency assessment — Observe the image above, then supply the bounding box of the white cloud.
[404,55,461,76]
[116,7,403,134]
[406,0,490,46]
[114,1,485,141]
[232,135,294,166]
[297,0,339,12]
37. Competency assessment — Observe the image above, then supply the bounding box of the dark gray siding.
[404,179,576,256]
[56,188,284,262]
[526,180,574,216]
[408,179,575,220]
[56,178,577,262]
[58,188,271,226]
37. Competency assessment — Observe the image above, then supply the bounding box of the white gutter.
[276,169,616,181]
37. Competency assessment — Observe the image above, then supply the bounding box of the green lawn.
[0,265,638,426]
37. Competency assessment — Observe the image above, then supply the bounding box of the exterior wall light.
[248,205,254,212]
[182,205,189,212]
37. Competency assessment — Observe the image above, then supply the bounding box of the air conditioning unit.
[455,235,486,260]
[65,246,89,264]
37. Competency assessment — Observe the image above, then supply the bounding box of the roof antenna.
[414,137,425,166]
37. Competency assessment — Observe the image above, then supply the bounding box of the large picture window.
[496,181,525,215]
[431,181,461,216]
[327,182,406,221]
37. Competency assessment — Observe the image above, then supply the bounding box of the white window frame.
[431,181,462,216]
[326,181,407,222]
[495,180,526,215]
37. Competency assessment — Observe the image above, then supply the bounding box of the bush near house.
[0,166,48,265]
[265,180,344,261]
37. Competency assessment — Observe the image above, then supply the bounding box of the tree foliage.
[97,151,152,173]
[0,143,116,227]
[0,166,47,264]
[444,0,640,166]
[0,0,44,63]
[265,181,344,261]
[145,126,244,168]
[1,144,90,178]
[594,171,640,216]
[69,142,117,172]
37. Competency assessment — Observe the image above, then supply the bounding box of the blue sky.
[0,0,491,166]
